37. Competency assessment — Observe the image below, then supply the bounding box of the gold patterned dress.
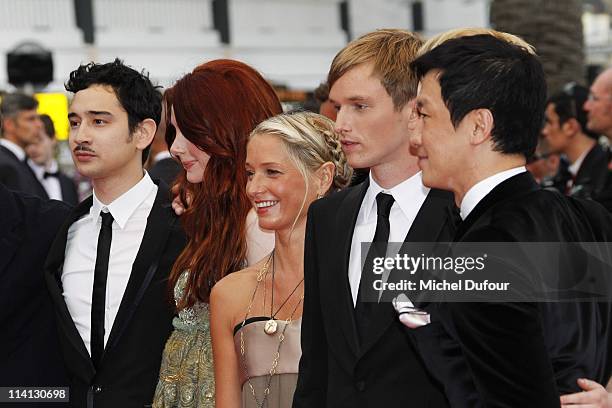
[153,271,215,407]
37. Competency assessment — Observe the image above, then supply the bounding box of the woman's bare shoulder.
[211,260,265,300]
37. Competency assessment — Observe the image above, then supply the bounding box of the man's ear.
[133,118,157,151]
[469,109,494,146]
[3,117,16,134]
[561,118,580,135]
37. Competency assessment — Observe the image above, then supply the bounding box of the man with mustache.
[44,59,185,408]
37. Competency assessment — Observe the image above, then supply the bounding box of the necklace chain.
[239,251,304,408]
[270,251,304,319]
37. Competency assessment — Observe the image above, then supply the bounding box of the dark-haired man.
[44,59,185,408]
[542,83,609,199]
[0,92,47,197]
[26,114,79,205]
[410,33,612,406]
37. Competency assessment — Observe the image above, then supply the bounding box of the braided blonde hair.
[249,111,352,195]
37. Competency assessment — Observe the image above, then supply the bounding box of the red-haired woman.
[152,59,282,408]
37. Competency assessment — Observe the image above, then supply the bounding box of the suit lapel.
[358,188,457,356]
[575,144,606,186]
[333,180,369,358]
[104,182,174,352]
[0,186,23,277]
[44,197,95,373]
[23,160,49,199]
[58,173,79,206]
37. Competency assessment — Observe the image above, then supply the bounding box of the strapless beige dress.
[233,317,301,408]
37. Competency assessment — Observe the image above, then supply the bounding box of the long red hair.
[165,59,282,308]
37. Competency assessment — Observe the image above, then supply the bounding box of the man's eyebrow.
[87,111,113,117]
[329,96,369,104]
[68,110,114,120]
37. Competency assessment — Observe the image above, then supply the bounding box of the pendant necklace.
[264,251,304,335]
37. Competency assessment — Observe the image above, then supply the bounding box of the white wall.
[422,0,490,38]
[0,0,491,92]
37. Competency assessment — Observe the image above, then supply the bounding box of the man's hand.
[560,378,612,408]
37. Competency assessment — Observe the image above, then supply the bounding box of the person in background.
[526,136,564,190]
[313,82,337,121]
[0,93,46,198]
[147,100,181,186]
[153,59,282,408]
[542,83,608,199]
[211,111,351,408]
[1,106,70,407]
[26,114,79,205]
[584,67,612,211]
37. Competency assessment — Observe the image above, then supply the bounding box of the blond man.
[293,29,456,408]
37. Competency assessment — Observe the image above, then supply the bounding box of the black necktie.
[355,192,395,342]
[43,171,59,179]
[91,211,114,369]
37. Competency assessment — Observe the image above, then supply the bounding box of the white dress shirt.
[348,171,430,305]
[0,138,26,161]
[152,150,173,164]
[460,166,526,220]
[62,172,157,354]
[568,149,589,177]
[28,159,62,201]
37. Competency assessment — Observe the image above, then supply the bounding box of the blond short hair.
[418,28,536,57]
[328,29,423,110]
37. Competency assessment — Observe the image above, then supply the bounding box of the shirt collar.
[460,166,526,220]
[46,160,59,173]
[568,148,590,176]
[153,150,173,163]
[27,160,45,179]
[362,171,430,222]
[91,172,156,229]
[0,138,26,161]
[27,159,58,179]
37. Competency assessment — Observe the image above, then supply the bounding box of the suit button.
[355,380,366,392]
[93,385,102,394]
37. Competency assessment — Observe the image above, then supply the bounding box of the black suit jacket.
[569,143,609,200]
[0,184,70,407]
[293,179,457,408]
[0,144,48,199]
[410,172,612,407]
[57,172,79,206]
[592,148,612,213]
[44,180,186,408]
[149,157,181,187]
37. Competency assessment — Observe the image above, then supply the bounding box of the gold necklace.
[238,251,304,408]
[264,251,304,335]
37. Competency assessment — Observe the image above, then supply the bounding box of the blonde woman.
[210,111,352,408]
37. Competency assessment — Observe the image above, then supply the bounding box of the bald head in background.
[585,68,612,139]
